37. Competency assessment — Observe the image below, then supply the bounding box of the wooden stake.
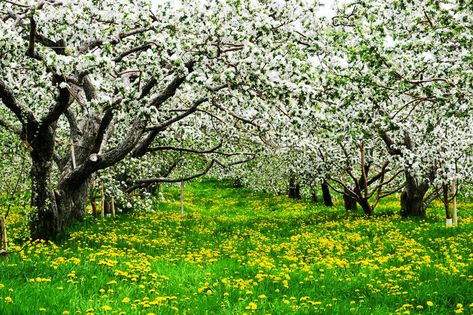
[101,184,105,218]
[111,197,116,217]
[180,181,184,216]
[0,216,7,251]
[71,143,76,169]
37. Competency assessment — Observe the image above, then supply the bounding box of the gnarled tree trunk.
[29,143,91,240]
[400,172,429,217]
[27,108,100,240]
[30,178,90,240]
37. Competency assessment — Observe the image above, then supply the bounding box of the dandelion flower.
[245,302,257,310]
[102,305,112,311]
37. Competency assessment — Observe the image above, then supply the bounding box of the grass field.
[1,179,472,314]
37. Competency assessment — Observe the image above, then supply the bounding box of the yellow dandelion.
[102,305,112,311]
[245,302,257,310]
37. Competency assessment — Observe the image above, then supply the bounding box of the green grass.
[1,179,472,314]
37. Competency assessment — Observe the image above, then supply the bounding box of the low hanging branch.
[134,159,218,185]
[146,142,223,154]
[132,154,255,185]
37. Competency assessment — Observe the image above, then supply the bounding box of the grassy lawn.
[0,179,472,314]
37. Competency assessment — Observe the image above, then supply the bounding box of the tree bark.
[321,179,333,206]
[28,113,96,240]
[343,188,358,211]
[30,165,90,240]
[358,199,373,216]
[288,175,301,199]
[343,195,358,211]
[400,190,426,217]
[443,184,451,220]
[400,172,429,217]
[311,191,318,203]
[452,183,457,225]
[401,172,429,217]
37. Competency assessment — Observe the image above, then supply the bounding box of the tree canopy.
[0,0,472,239]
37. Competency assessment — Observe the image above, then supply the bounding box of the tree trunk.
[343,194,358,211]
[288,175,301,199]
[311,191,318,203]
[321,180,333,206]
[443,185,452,226]
[400,172,429,217]
[358,199,373,216]
[452,183,457,225]
[233,177,242,188]
[29,159,90,240]
[400,190,426,217]
[443,185,451,219]
[343,188,358,211]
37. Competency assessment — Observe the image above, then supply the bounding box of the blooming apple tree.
[314,0,473,216]
[0,0,318,239]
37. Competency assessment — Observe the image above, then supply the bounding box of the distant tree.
[318,0,473,216]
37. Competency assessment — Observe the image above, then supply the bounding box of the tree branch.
[134,159,217,184]
[114,43,153,62]
[27,15,36,57]
[60,118,147,188]
[379,131,402,155]
[79,26,155,54]
[148,61,194,107]
[366,162,390,186]
[91,108,114,154]
[124,159,180,193]
[64,108,80,141]
[0,79,36,126]
[35,34,66,55]
[211,99,260,129]
[147,142,223,154]
[146,97,208,131]
[40,77,70,129]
